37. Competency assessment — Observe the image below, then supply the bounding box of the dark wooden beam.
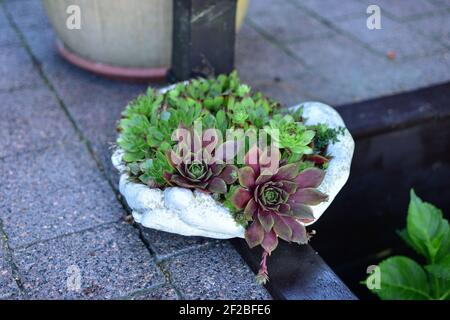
[231,239,357,300]
[336,82,450,139]
[169,0,237,81]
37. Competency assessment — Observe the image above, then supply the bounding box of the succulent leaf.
[245,220,265,248]
[262,231,279,254]
[231,187,252,209]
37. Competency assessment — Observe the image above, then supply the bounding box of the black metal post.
[169,0,237,82]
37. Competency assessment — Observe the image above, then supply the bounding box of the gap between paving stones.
[0,220,26,297]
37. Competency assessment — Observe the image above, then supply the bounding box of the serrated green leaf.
[406,189,450,264]
[368,256,432,300]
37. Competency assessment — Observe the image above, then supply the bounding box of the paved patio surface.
[0,0,449,299]
[239,0,450,106]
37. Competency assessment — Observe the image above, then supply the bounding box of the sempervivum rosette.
[230,147,328,282]
[164,129,238,194]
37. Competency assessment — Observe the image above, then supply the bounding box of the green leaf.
[406,189,450,263]
[426,255,450,280]
[216,110,227,134]
[425,255,450,300]
[397,228,417,251]
[369,256,432,300]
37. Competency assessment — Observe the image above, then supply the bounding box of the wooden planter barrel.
[42,0,249,80]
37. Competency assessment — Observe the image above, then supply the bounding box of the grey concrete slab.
[0,239,19,299]
[163,242,271,300]
[0,9,21,47]
[140,227,210,260]
[0,87,76,159]
[334,14,446,59]
[0,45,43,91]
[3,0,52,31]
[429,0,450,7]
[245,73,326,106]
[236,24,316,101]
[13,222,165,299]
[287,35,395,100]
[90,141,121,189]
[17,25,59,64]
[247,0,335,42]
[356,0,441,20]
[236,23,306,75]
[126,285,179,300]
[292,0,368,21]
[406,11,450,47]
[0,141,124,248]
[384,51,450,92]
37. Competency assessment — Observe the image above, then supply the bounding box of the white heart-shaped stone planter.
[112,98,354,239]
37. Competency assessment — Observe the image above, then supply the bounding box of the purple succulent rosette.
[230,146,329,282]
[164,129,239,194]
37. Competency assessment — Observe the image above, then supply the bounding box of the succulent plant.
[230,147,329,283]
[164,157,238,194]
[117,72,345,284]
[266,114,316,155]
[164,129,238,194]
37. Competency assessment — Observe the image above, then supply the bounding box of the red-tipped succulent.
[230,147,328,283]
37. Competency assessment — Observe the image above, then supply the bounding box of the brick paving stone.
[127,285,179,300]
[333,14,446,59]
[247,0,335,42]
[164,242,271,300]
[3,0,52,31]
[236,24,316,102]
[61,85,145,143]
[236,24,306,76]
[289,73,360,106]
[0,45,43,91]
[288,35,397,100]
[406,11,450,47]
[140,227,210,260]
[429,0,450,7]
[0,87,76,158]
[385,51,450,92]
[287,31,375,68]
[293,0,368,21]
[13,222,165,299]
[90,141,121,189]
[0,141,124,249]
[17,26,59,64]
[247,73,323,106]
[356,0,441,20]
[0,239,19,298]
[0,9,20,47]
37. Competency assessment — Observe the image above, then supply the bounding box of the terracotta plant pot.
[42,0,249,80]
